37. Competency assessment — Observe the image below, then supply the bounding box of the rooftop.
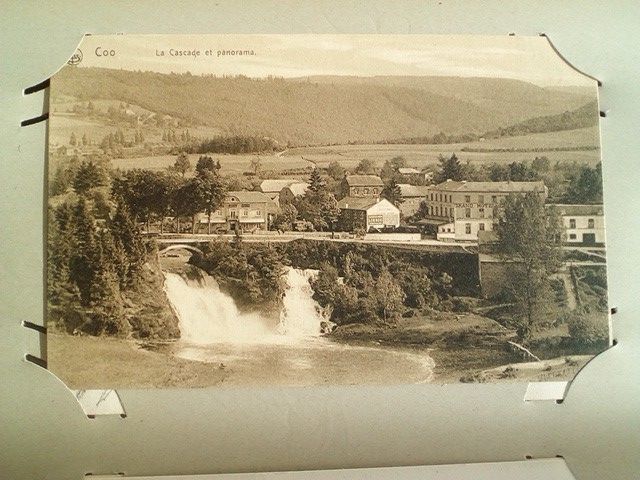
[398,167,421,174]
[286,182,310,197]
[226,190,275,204]
[431,180,546,193]
[344,175,384,187]
[550,204,604,216]
[338,196,384,210]
[398,184,430,198]
[259,179,295,193]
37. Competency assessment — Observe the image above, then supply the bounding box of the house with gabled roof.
[199,190,278,233]
[337,197,400,232]
[340,175,384,199]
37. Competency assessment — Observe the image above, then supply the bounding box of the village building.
[337,197,401,232]
[199,190,278,233]
[279,182,310,205]
[397,184,430,217]
[422,180,548,242]
[397,167,434,185]
[340,175,384,199]
[259,179,296,205]
[552,204,605,245]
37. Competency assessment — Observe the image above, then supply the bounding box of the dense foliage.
[193,239,287,314]
[495,193,563,340]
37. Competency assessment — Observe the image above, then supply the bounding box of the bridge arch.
[158,244,204,256]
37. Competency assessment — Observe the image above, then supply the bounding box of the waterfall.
[163,266,325,345]
[277,268,324,337]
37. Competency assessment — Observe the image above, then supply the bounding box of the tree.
[69,132,77,146]
[531,156,551,175]
[250,157,262,175]
[112,169,165,231]
[354,158,376,175]
[109,202,145,287]
[82,133,89,146]
[375,269,405,323]
[68,198,99,304]
[73,161,104,195]
[172,152,191,177]
[272,203,298,231]
[326,161,345,181]
[173,178,205,233]
[195,155,219,176]
[495,193,563,341]
[382,178,404,206]
[194,156,225,234]
[563,163,603,204]
[308,168,326,193]
[380,156,406,182]
[436,153,462,183]
[296,169,339,231]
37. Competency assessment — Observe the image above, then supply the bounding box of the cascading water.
[163,265,325,345]
[277,268,324,337]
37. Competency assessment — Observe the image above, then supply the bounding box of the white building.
[423,180,548,242]
[552,204,605,245]
[337,197,401,231]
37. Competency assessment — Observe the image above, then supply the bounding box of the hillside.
[483,100,599,139]
[52,67,597,146]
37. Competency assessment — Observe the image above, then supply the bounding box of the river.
[159,260,434,386]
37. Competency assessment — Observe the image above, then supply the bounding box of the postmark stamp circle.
[68,49,83,65]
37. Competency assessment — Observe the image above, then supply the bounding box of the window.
[368,215,384,225]
[569,233,577,240]
[569,219,576,229]
[588,218,595,228]
[230,211,237,219]
[478,195,484,204]
[479,207,485,218]
[429,206,434,215]
[242,210,248,216]
[241,203,250,208]
[465,208,471,218]
[373,188,378,194]
[256,210,261,217]
[465,195,471,203]
[465,223,471,234]
[354,188,360,194]
[430,193,434,201]
[364,188,369,194]
[479,223,485,231]
[492,195,497,203]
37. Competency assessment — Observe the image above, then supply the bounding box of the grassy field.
[48,333,229,389]
[110,153,314,176]
[107,127,601,178]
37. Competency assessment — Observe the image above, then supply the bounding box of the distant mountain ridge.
[52,67,597,146]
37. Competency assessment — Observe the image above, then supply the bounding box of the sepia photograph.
[46,34,609,388]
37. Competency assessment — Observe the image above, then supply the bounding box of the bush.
[567,309,609,347]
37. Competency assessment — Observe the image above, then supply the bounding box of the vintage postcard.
[46,34,609,388]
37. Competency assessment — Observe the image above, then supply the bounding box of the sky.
[71,34,596,87]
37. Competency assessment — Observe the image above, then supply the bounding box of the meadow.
[107,125,599,178]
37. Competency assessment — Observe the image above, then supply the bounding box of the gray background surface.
[1,1,638,479]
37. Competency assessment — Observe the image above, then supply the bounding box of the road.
[153,233,477,253]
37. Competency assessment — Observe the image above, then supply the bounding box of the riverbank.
[329,313,590,383]
[48,333,228,389]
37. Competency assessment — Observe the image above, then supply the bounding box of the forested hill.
[53,67,596,146]
[483,100,599,138]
